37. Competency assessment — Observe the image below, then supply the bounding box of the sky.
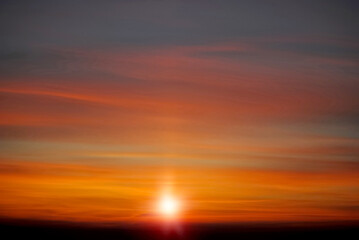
[0,0,358,224]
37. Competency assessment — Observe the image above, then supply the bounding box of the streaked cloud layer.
[0,0,358,224]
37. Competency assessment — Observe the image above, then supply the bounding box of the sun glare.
[158,194,180,217]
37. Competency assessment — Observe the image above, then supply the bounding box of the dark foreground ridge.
[1,218,358,240]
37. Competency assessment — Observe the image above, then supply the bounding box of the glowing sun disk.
[158,194,180,216]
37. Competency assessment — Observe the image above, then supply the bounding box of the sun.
[158,194,180,217]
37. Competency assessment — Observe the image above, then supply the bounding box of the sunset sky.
[0,0,358,225]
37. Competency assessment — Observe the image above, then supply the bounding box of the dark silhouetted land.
[1,218,358,240]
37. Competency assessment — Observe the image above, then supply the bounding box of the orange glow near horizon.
[0,161,358,224]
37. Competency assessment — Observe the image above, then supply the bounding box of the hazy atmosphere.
[0,1,358,235]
